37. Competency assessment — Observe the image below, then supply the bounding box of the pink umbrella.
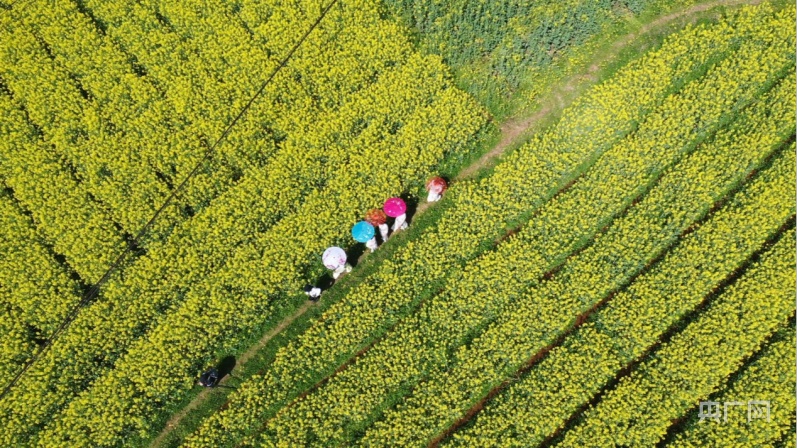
[383,197,407,218]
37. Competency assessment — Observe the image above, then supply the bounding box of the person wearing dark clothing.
[198,367,219,388]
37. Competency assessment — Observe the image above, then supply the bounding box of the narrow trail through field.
[150,301,313,448]
[149,1,760,445]
[452,0,763,184]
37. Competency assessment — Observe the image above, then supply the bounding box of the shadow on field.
[401,193,420,228]
[317,273,335,290]
[217,355,236,380]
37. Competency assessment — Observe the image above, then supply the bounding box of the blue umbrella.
[351,221,375,243]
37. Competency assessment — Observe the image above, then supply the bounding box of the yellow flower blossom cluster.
[0,193,83,380]
[445,146,796,447]
[24,91,482,448]
[184,6,785,446]
[0,0,487,446]
[558,229,795,447]
[264,67,795,447]
[0,95,126,281]
[0,9,176,240]
[671,325,796,448]
[0,0,412,242]
[356,54,796,448]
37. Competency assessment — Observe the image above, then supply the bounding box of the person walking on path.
[425,176,448,202]
[365,208,390,243]
[198,367,219,388]
[384,197,408,234]
[303,284,322,302]
[331,263,352,280]
[352,221,378,253]
[323,246,352,280]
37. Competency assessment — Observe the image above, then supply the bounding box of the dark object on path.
[198,367,219,388]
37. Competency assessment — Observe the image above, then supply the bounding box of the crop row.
[445,144,796,447]
[270,53,795,447]
[0,12,178,241]
[184,7,773,446]
[0,92,126,281]
[557,228,796,447]
[671,324,795,448]
[0,191,82,379]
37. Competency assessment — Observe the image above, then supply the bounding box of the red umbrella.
[426,176,448,194]
[383,197,407,217]
[365,208,387,226]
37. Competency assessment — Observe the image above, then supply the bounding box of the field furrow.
[667,324,795,448]
[445,144,795,448]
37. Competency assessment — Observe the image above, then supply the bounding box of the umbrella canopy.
[351,221,375,243]
[322,246,347,270]
[383,197,407,217]
[426,176,448,194]
[365,208,387,226]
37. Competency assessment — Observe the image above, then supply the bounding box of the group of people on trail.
[303,176,448,303]
[356,197,405,253]
[201,178,448,387]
